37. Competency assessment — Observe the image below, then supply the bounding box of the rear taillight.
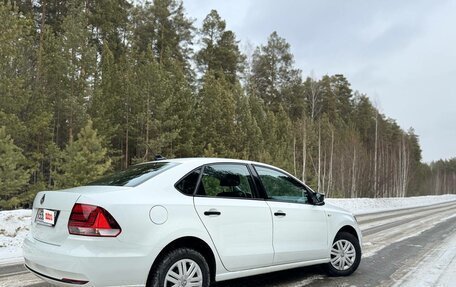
[68,204,121,237]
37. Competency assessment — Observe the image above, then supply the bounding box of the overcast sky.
[185,0,456,163]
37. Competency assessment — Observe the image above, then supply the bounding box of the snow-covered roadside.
[326,194,456,215]
[0,209,31,264]
[0,194,455,265]
[391,218,456,287]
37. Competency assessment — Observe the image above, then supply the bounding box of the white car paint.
[266,200,329,264]
[194,196,274,271]
[23,158,362,287]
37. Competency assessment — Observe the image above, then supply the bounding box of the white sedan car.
[23,158,362,287]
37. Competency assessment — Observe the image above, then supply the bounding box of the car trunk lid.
[31,186,129,246]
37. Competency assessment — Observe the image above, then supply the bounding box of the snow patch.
[361,206,456,258]
[326,194,456,215]
[0,209,31,264]
[286,275,324,286]
[391,228,456,287]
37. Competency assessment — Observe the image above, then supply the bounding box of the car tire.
[324,232,361,276]
[148,248,211,287]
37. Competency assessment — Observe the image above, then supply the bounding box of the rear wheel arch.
[146,236,216,285]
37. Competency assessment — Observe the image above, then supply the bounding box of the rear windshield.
[88,162,178,187]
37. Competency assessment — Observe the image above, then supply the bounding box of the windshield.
[88,162,178,187]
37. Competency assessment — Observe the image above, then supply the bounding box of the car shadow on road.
[214,265,326,287]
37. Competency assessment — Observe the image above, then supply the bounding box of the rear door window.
[196,164,256,199]
[175,168,202,195]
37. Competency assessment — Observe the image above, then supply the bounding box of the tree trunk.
[322,151,327,194]
[309,73,320,122]
[351,146,356,198]
[144,94,150,160]
[38,0,46,80]
[401,135,409,197]
[317,122,321,192]
[125,108,129,169]
[341,155,345,197]
[302,117,307,183]
[328,128,334,197]
[293,135,297,176]
[374,112,378,197]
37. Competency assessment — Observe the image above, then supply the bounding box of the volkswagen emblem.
[40,194,46,205]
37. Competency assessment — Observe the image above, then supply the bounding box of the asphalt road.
[1,200,455,287]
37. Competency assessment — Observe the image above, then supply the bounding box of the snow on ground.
[361,208,456,258]
[0,194,455,265]
[391,220,456,287]
[326,194,456,215]
[0,209,31,264]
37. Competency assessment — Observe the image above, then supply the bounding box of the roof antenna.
[142,144,165,161]
[154,155,166,161]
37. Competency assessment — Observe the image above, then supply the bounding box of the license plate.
[36,209,59,227]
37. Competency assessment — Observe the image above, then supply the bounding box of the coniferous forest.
[1,0,455,209]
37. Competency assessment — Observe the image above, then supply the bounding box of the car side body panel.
[194,196,274,271]
[265,201,329,264]
[324,203,363,255]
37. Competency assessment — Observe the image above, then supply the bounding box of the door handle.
[274,211,286,217]
[204,209,221,216]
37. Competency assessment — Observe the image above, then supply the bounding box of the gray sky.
[185,0,456,163]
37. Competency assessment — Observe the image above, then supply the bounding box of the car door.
[193,163,274,272]
[253,165,328,265]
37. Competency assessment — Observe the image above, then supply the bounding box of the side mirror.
[313,192,325,206]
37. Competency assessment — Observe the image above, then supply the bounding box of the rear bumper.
[23,233,151,287]
[25,264,89,286]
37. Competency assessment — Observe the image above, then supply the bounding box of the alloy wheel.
[164,259,203,287]
[330,239,356,271]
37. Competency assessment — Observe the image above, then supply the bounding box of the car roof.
[144,157,276,169]
[158,157,259,165]
[139,157,306,187]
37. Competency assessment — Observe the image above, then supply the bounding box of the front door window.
[254,165,310,204]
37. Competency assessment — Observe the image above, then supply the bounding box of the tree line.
[0,0,454,209]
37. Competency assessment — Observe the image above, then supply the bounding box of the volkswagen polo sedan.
[23,158,362,287]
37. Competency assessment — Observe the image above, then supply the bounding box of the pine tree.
[163,61,198,157]
[152,0,194,72]
[54,120,111,188]
[0,127,30,209]
[0,2,35,147]
[89,43,122,166]
[234,93,262,160]
[197,71,237,157]
[250,31,301,111]
[88,0,131,58]
[332,74,353,124]
[196,10,245,83]
[59,1,96,144]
